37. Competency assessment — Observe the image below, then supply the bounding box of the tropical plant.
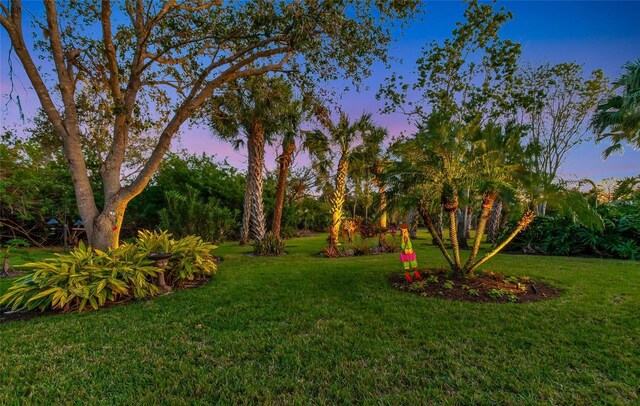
[308,112,384,249]
[253,232,286,256]
[0,231,217,312]
[591,58,640,157]
[504,201,640,260]
[0,242,161,312]
[206,76,299,244]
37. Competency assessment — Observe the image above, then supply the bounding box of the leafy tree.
[0,0,419,249]
[158,187,239,244]
[591,58,640,157]
[513,63,608,214]
[0,130,77,246]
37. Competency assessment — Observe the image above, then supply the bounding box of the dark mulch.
[0,277,210,323]
[389,268,560,304]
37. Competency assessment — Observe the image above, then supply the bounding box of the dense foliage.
[502,202,640,259]
[253,232,287,256]
[159,188,239,244]
[0,231,216,312]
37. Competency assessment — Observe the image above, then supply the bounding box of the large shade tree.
[0,0,419,250]
[591,58,640,157]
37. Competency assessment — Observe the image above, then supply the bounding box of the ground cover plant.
[0,231,216,313]
[1,232,638,404]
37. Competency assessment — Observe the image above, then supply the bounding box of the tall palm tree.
[310,112,383,249]
[207,76,295,244]
[592,58,640,157]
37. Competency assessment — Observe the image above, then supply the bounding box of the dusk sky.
[1,1,639,182]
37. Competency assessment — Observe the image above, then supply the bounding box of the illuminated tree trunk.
[329,157,349,248]
[469,210,535,274]
[464,192,497,273]
[272,141,295,237]
[378,183,387,228]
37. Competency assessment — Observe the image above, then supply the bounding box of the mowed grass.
[1,231,638,404]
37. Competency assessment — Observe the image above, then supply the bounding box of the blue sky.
[1,1,639,181]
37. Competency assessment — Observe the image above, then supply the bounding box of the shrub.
[253,232,286,256]
[0,231,217,312]
[0,242,161,312]
[159,187,239,244]
[280,226,298,239]
[136,230,217,286]
[502,201,640,259]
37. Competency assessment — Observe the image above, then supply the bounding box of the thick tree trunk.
[249,122,266,242]
[272,141,295,237]
[456,208,469,250]
[89,201,129,251]
[486,199,503,244]
[329,157,348,248]
[240,131,256,245]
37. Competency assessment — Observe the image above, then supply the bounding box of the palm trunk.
[463,192,496,273]
[419,206,454,267]
[448,210,463,277]
[329,157,348,248]
[240,134,255,245]
[272,141,295,237]
[456,208,469,250]
[249,122,266,242]
[379,183,387,229]
[468,210,536,274]
[486,199,502,244]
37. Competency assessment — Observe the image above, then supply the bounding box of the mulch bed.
[389,268,560,304]
[0,277,210,323]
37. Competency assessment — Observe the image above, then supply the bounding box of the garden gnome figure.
[400,224,421,282]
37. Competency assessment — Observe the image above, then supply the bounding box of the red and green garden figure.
[400,225,421,282]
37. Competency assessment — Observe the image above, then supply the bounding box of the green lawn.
[1,231,638,404]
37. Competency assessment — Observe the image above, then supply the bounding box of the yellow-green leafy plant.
[134,230,217,286]
[0,242,161,312]
[0,231,217,313]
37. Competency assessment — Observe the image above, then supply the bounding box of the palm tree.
[271,112,330,237]
[310,112,383,249]
[592,58,640,157]
[389,114,600,278]
[207,76,295,244]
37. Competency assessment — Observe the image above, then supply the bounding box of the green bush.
[159,187,239,244]
[253,232,286,256]
[0,231,217,313]
[0,242,160,312]
[502,202,640,260]
[136,230,217,286]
